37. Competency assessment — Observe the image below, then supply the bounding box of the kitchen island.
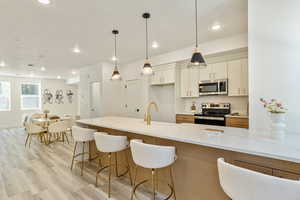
[77,116,300,200]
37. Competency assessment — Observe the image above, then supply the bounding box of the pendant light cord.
[145,18,149,60]
[195,0,198,48]
[114,33,117,67]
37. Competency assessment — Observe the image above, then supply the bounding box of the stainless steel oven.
[199,79,228,96]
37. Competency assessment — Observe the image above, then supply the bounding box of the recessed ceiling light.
[211,23,222,31]
[73,45,81,53]
[30,72,34,77]
[57,75,61,79]
[71,71,77,75]
[0,61,6,67]
[152,41,159,49]
[41,66,46,71]
[38,0,51,5]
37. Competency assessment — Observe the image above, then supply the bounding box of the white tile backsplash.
[182,96,248,115]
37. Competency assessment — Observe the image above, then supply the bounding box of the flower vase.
[270,113,286,138]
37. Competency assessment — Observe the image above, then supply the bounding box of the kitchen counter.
[77,116,300,163]
[76,116,300,200]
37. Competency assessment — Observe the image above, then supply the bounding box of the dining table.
[32,116,71,144]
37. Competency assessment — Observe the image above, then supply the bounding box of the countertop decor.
[260,98,287,138]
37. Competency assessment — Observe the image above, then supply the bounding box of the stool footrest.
[132,179,175,200]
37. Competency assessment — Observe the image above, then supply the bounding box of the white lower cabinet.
[228,58,248,96]
[181,66,199,98]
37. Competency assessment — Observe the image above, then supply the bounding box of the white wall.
[0,76,78,128]
[249,0,300,132]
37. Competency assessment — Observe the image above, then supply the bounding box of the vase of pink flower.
[260,98,287,137]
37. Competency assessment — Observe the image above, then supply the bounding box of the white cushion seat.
[94,132,128,153]
[130,139,176,169]
[72,126,96,142]
[217,158,300,200]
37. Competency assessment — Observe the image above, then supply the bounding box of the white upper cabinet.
[212,62,228,80]
[199,62,228,81]
[151,63,175,85]
[227,58,248,96]
[180,66,199,98]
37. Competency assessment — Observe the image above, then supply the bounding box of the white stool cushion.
[72,126,96,142]
[94,132,128,153]
[130,140,176,169]
[217,158,300,200]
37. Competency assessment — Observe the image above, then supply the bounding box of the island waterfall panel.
[77,122,300,200]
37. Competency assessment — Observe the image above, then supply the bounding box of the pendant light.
[111,29,121,80]
[142,13,153,75]
[191,0,207,67]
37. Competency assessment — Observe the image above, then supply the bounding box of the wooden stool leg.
[81,142,85,176]
[65,132,69,144]
[131,166,139,200]
[28,135,33,148]
[70,142,78,170]
[25,134,30,147]
[170,166,176,200]
[125,150,133,185]
[151,169,156,200]
[115,152,118,176]
[108,153,112,198]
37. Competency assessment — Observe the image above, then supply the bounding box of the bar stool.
[217,158,300,200]
[70,126,97,176]
[130,140,177,200]
[94,132,132,199]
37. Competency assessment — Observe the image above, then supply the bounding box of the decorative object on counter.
[191,101,197,113]
[111,29,121,80]
[55,89,64,104]
[43,89,53,104]
[190,0,207,67]
[260,98,287,138]
[66,89,74,103]
[141,12,153,75]
[43,109,50,119]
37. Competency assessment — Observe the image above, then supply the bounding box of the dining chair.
[64,116,74,137]
[25,123,47,148]
[48,121,70,144]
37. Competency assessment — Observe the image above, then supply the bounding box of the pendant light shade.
[111,29,121,80]
[191,0,207,67]
[142,13,153,75]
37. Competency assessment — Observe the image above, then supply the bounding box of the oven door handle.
[194,116,225,121]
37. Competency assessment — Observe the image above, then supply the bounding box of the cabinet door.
[164,68,175,84]
[151,70,162,85]
[240,58,248,96]
[199,64,212,81]
[227,60,242,96]
[189,67,200,97]
[181,68,190,97]
[212,62,227,80]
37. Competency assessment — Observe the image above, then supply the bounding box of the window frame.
[0,80,11,111]
[20,82,42,111]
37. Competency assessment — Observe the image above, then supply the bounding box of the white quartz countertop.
[77,116,300,164]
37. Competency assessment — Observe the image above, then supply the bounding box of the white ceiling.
[0,0,247,79]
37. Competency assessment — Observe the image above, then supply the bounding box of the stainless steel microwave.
[199,79,228,96]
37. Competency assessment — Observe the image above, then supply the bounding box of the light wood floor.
[0,128,153,200]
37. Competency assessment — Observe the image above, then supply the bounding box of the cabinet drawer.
[226,117,249,129]
[176,114,194,124]
[273,169,300,181]
[233,160,273,175]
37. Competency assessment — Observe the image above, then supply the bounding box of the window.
[21,83,41,110]
[0,81,11,111]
